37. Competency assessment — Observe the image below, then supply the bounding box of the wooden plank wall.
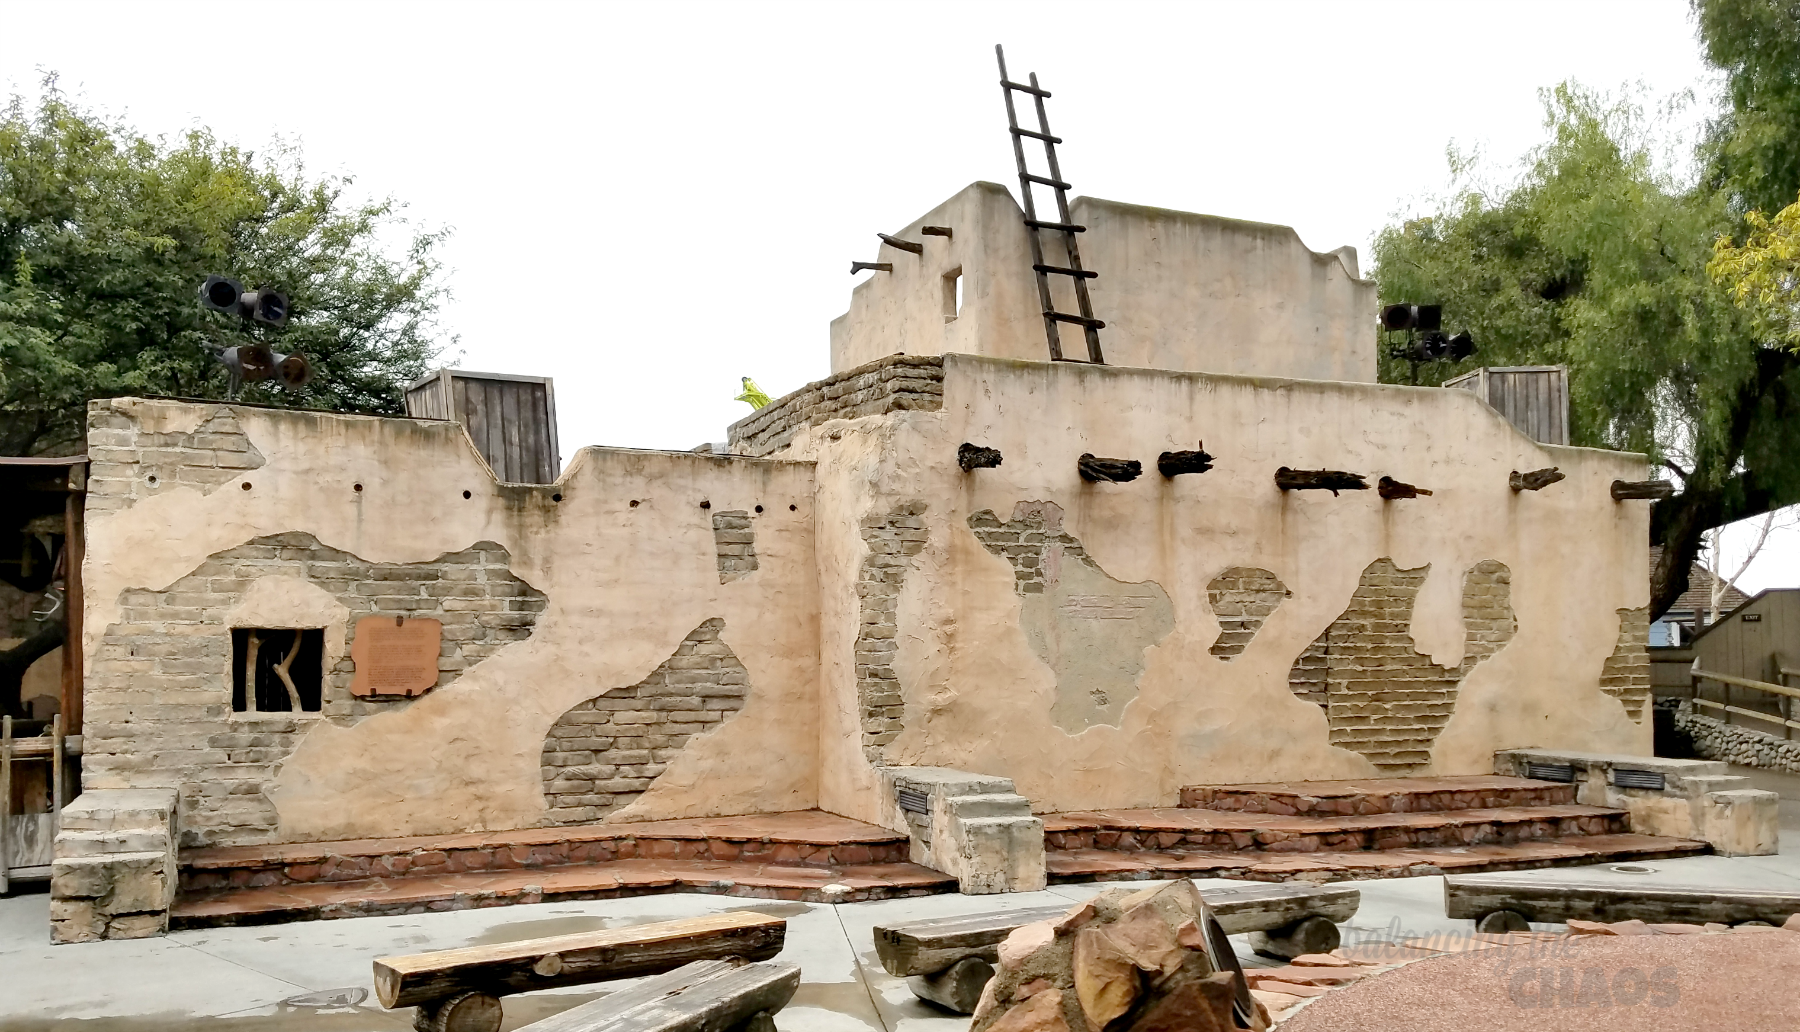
[406,372,559,484]
[1694,590,1800,736]
[1442,367,1568,445]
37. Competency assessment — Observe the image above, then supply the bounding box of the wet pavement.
[7,777,1799,1032]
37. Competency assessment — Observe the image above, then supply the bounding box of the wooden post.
[51,713,63,825]
[1611,479,1675,501]
[1510,467,1565,492]
[1156,446,1214,477]
[2,715,11,895]
[1274,468,1368,495]
[1377,476,1432,500]
[61,477,84,736]
[1077,454,1141,483]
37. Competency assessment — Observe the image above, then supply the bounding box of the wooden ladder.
[996,44,1104,364]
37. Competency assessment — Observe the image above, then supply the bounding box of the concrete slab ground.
[6,811,1799,1032]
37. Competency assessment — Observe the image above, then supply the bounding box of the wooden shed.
[1442,366,1570,445]
[1689,589,1800,741]
[405,369,561,485]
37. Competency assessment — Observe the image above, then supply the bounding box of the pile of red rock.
[970,881,1270,1032]
[1238,952,1389,1020]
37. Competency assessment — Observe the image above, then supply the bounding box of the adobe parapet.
[830,181,1375,382]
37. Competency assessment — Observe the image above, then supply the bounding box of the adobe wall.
[748,355,1652,827]
[80,398,820,847]
[828,183,1375,382]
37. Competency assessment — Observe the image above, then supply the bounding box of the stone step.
[1043,804,1630,854]
[178,809,908,894]
[58,788,179,834]
[55,829,172,858]
[943,793,1034,820]
[170,857,956,928]
[1045,833,1711,884]
[1178,775,1576,816]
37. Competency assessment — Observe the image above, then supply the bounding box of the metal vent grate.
[1612,768,1666,791]
[1526,762,1576,783]
[896,788,930,815]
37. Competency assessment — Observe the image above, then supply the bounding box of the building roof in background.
[1650,546,1752,617]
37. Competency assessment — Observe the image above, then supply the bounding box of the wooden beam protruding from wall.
[1275,467,1368,496]
[1510,467,1565,492]
[957,443,1003,472]
[1157,444,1214,477]
[1078,454,1142,483]
[1377,476,1433,500]
[1612,479,1675,501]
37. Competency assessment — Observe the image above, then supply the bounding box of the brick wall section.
[85,402,265,515]
[966,504,1097,593]
[858,502,928,762]
[726,355,945,457]
[541,618,749,823]
[85,531,547,847]
[1289,558,1516,774]
[1207,567,1290,659]
[711,511,758,582]
[1601,606,1652,724]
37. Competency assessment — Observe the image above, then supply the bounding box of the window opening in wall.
[231,628,324,713]
[942,267,963,322]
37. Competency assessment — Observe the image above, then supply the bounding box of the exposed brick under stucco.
[1207,567,1290,660]
[541,618,750,824]
[858,502,928,762]
[1600,606,1652,724]
[726,355,944,457]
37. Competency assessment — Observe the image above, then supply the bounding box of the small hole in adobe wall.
[353,483,363,493]
[789,504,797,511]
[240,482,252,491]
[630,499,640,508]
[700,500,711,510]
[145,473,158,486]
[754,505,763,513]
[552,493,564,502]
[462,490,472,499]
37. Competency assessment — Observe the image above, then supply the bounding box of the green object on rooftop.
[735,377,773,410]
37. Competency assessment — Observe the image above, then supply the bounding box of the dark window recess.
[231,628,325,713]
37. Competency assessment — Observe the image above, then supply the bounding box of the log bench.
[373,911,788,1032]
[1445,874,1800,932]
[872,881,1360,1013]
[512,958,800,1032]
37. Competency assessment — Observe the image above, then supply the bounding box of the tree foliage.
[1373,67,1800,618]
[1710,192,1800,349]
[0,80,450,456]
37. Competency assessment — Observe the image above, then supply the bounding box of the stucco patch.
[540,618,749,824]
[85,532,548,846]
[1206,567,1290,660]
[1600,607,1651,724]
[968,502,1175,732]
[84,406,264,514]
[1290,558,1516,774]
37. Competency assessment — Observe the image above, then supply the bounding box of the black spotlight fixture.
[1381,303,1474,367]
[199,274,307,396]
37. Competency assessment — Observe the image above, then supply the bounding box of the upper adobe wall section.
[829,182,1376,383]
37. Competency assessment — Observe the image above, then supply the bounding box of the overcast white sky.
[5,0,1797,591]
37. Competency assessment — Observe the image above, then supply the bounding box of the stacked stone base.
[1674,701,1800,776]
[50,789,180,943]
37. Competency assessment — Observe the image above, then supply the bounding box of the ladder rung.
[1001,79,1052,98]
[1034,264,1098,279]
[1046,311,1106,329]
[1022,173,1072,190]
[1025,219,1085,232]
[1009,127,1062,144]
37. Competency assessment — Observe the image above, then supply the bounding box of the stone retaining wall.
[1676,701,1800,775]
[727,355,944,456]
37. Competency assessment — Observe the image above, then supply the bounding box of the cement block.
[1701,789,1780,857]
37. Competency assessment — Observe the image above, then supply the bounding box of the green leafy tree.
[1372,82,1800,620]
[0,80,451,456]
[1697,0,1800,216]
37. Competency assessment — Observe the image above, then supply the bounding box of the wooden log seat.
[873,881,1359,1013]
[1445,874,1800,931]
[374,911,788,1032]
[512,958,800,1032]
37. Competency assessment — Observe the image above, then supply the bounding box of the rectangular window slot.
[1612,768,1666,791]
[232,628,325,713]
[942,267,963,322]
[1525,762,1575,783]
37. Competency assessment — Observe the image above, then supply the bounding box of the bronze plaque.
[349,615,443,697]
